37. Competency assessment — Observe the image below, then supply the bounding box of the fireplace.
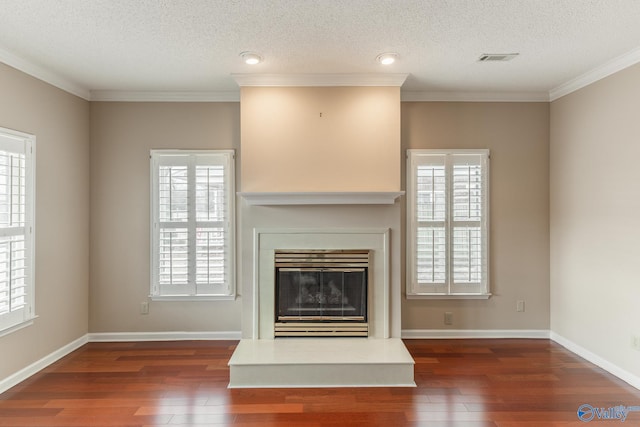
[228,227,415,388]
[274,250,369,337]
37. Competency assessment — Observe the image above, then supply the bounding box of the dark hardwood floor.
[1,339,639,426]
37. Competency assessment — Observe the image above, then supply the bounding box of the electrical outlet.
[444,312,453,325]
[632,335,640,351]
[516,300,525,312]
[140,301,149,315]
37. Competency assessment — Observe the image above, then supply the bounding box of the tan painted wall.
[90,100,550,334]
[0,79,553,384]
[89,102,242,332]
[401,102,550,330]
[240,86,400,192]
[0,63,89,380]
[550,64,640,379]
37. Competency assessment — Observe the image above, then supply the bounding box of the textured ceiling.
[1,0,640,99]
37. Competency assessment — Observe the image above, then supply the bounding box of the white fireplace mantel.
[238,191,404,206]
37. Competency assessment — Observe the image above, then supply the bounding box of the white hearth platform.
[228,338,415,388]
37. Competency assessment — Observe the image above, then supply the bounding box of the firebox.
[274,250,369,337]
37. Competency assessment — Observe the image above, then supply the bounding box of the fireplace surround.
[228,200,414,388]
[251,227,394,340]
[228,226,414,388]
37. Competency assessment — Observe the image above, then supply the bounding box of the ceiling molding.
[401,91,549,102]
[0,46,90,100]
[231,73,409,87]
[549,46,640,101]
[90,90,240,102]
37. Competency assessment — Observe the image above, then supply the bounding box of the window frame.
[150,149,235,301]
[0,127,36,335]
[406,149,490,299]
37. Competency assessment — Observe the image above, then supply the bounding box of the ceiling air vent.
[478,53,519,62]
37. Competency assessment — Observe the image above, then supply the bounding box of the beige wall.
[550,64,640,378]
[240,86,400,192]
[0,71,555,382]
[5,53,640,388]
[89,102,241,332]
[0,63,90,380]
[401,102,550,330]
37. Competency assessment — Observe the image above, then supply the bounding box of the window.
[407,149,489,298]
[0,127,35,333]
[150,150,235,299]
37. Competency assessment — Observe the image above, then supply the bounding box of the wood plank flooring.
[1,339,639,426]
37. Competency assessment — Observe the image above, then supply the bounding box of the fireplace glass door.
[274,250,369,337]
[276,268,367,321]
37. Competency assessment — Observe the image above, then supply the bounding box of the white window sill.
[150,295,236,302]
[0,315,38,338]
[406,293,492,300]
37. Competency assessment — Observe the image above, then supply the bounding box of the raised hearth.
[228,227,415,388]
[228,338,414,388]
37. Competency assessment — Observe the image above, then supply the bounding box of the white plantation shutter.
[151,150,235,298]
[0,128,35,332]
[415,158,447,289]
[407,150,489,297]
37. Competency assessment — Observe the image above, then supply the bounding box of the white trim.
[550,331,640,390]
[0,46,90,100]
[549,46,640,101]
[149,295,237,302]
[238,191,404,206]
[401,329,550,339]
[402,91,549,102]
[231,73,409,87]
[228,382,416,389]
[0,334,88,394]
[90,90,240,102]
[88,331,242,342]
[0,317,36,338]
[405,293,492,300]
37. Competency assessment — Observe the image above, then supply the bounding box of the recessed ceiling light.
[240,52,262,65]
[376,53,398,65]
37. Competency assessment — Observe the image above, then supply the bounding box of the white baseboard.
[0,334,88,394]
[550,331,640,390]
[87,331,242,342]
[4,330,638,395]
[401,329,550,339]
[1,331,241,394]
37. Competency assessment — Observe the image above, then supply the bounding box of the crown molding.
[231,73,409,87]
[0,46,90,100]
[402,90,549,102]
[549,46,640,101]
[90,90,240,102]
